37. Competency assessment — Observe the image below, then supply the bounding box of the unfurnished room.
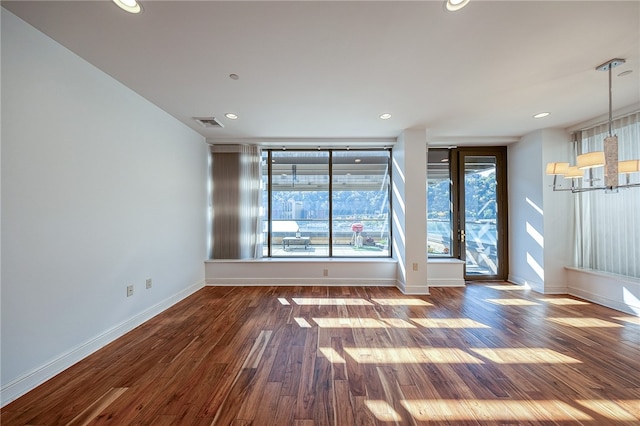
[1,1,639,424]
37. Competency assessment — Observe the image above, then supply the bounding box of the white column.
[392,129,428,294]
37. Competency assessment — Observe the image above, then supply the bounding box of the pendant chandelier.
[546,58,640,193]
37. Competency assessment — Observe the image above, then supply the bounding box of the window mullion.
[267,150,272,257]
[329,149,333,257]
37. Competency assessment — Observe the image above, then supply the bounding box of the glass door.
[457,148,508,280]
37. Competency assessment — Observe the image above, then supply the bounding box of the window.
[427,149,453,257]
[575,112,640,278]
[263,149,391,257]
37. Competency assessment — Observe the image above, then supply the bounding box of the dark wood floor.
[2,283,640,425]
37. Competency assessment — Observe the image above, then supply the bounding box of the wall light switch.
[127,285,134,297]
[412,263,418,271]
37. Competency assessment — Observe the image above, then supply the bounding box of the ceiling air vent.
[193,117,224,128]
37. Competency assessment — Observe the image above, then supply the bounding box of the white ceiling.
[3,0,639,146]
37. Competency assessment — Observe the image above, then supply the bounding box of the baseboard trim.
[1,280,206,407]
[541,286,569,295]
[569,286,639,316]
[508,274,543,293]
[397,282,430,295]
[427,278,465,287]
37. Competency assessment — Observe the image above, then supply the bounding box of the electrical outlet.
[412,263,418,271]
[323,269,329,277]
[127,285,134,297]
[146,278,152,289]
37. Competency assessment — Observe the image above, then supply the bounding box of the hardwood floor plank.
[351,395,378,426]
[234,332,282,421]
[64,387,127,426]
[331,380,355,426]
[376,366,413,425]
[158,361,228,420]
[210,369,256,425]
[270,395,297,426]
[327,336,347,381]
[294,322,319,421]
[3,284,640,425]
[249,381,282,423]
[282,344,306,397]
[310,353,333,426]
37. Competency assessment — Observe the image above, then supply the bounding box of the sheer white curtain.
[575,112,640,278]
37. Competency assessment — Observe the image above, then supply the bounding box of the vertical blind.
[575,112,640,278]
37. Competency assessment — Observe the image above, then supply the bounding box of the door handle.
[459,229,465,242]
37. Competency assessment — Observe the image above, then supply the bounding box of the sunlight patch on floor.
[470,348,582,364]
[371,298,432,306]
[612,316,640,325]
[486,298,540,306]
[575,399,640,421]
[364,400,402,422]
[318,347,346,363]
[400,399,592,421]
[311,317,415,328]
[486,284,530,291]
[548,317,624,328]
[292,298,373,306]
[381,318,417,328]
[343,347,484,364]
[410,318,491,329]
[294,317,312,328]
[538,298,589,306]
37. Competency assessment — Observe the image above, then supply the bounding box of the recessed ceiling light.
[379,113,392,120]
[445,0,470,12]
[533,112,550,119]
[618,70,633,77]
[225,113,238,120]
[112,0,142,14]
[229,74,239,80]
[355,158,362,163]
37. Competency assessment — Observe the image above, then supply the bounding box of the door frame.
[452,147,509,281]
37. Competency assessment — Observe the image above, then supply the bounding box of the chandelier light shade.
[545,162,570,175]
[545,58,640,192]
[619,160,640,174]
[564,166,585,179]
[577,151,605,169]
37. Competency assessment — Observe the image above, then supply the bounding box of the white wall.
[508,128,572,293]
[540,129,573,293]
[1,10,208,404]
